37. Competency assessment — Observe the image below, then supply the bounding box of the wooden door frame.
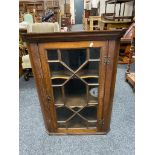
[38,41,108,134]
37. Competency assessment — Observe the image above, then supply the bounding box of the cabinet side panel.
[102,40,120,132]
[38,44,57,132]
[97,41,109,132]
[27,43,53,132]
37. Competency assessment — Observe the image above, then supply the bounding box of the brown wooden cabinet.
[22,30,125,135]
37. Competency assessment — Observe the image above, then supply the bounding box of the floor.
[71,24,84,31]
[19,64,135,155]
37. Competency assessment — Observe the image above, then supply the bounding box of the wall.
[70,0,75,24]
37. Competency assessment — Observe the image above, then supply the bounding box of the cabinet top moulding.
[21,30,126,43]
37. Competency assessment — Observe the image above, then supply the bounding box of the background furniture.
[19,23,60,80]
[126,24,135,89]
[19,1,60,23]
[27,22,60,33]
[61,1,71,30]
[45,1,60,23]
[64,3,70,14]
[83,16,101,31]
[46,0,59,8]
[84,10,90,18]
[82,17,88,30]
[61,16,71,30]
[23,13,34,23]
[99,19,132,30]
[19,1,44,23]
[89,16,101,31]
[22,30,126,135]
[104,0,135,21]
[119,22,135,64]
[19,28,33,80]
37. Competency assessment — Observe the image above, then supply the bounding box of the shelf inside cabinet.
[50,70,99,85]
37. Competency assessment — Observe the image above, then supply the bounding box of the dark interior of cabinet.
[47,48,100,129]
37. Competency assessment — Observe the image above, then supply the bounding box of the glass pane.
[82,77,98,84]
[67,115,87,128]
[88,122,97,128]
[52,78,66,85]
[53,87,63,105]
[61,49,86,71]
[77,61,99,78]
[48,62,72,79]
[56,107,74,121]
[47,50,58,60]
[72,107,81,112]
[57,123,66,128]
[79,106,97,120]
[90,48,100,59]
[47,48,101,129]
[64,78,87,108]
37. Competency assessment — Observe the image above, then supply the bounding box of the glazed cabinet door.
[38,41,108,134]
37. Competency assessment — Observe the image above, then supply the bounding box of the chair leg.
[24,69,31,81]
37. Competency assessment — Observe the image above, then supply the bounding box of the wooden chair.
[21,23,60,81]
[125,24,135,90]
[119,22,135,64]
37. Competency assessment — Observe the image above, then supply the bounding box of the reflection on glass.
[61,49,86,71]
[67,115,87,128]
[53,87,63,105]
[56,107,74,121]
[79,106,97,120]
[49,62,72,78]
[64,78,87,108]
[89,86,98,103]
[47,50,58,60]
[90,48,100,59]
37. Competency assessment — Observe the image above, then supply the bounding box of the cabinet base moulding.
[45,128,110,135]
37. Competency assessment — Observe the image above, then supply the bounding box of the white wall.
[70,0,75,24]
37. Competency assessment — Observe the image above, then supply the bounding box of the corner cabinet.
[22,30,125,135]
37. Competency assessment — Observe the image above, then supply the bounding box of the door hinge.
[104,56,110,65]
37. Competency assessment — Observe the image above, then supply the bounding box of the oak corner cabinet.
[22,30,125,135]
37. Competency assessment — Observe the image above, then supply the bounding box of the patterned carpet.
[19,64,135,155]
